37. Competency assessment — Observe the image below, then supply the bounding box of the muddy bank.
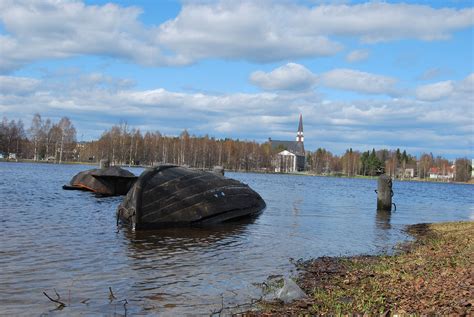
[243,221,473,316]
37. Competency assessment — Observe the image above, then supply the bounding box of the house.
[396,167,415,178]
[269,114,305,172]
[429,166,455,180]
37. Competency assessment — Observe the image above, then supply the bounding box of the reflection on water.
[374,210,393,253]
[0,163,472,316]
[125,220,254,253]
[376,210,392,230]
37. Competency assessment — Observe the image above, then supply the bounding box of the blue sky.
[0,0,473,158]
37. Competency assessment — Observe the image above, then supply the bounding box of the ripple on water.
[0,163,473,315]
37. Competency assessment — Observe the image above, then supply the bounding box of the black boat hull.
[117,165,266,229]
[63,166,137,196]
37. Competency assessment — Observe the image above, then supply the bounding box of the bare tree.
[58,117,76,163]
[455,158,471,182]
[29,113,43,161]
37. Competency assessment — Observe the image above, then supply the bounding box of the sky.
[0,0,473,159]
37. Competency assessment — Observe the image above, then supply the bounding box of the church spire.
[296,114,304,142]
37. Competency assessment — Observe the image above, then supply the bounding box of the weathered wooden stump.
[377,174,393,211]
[100,159,110,169]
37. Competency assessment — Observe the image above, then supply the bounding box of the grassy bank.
[247,221,473,315]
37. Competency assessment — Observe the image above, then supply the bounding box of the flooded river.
[1,162,472,315]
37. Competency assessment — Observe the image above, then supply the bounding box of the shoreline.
[1,159,472,185]
[243,221,473,315]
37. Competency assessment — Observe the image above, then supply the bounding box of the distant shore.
[243,221,473,316]
[1,159,473,184]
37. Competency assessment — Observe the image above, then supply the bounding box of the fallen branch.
[210,294,224,316]
[80,298,90,304]
[43,291,66,308]
[121,299,128,316]
[53,288,61,300]
[210,294,263,316]
[109,286,117,301]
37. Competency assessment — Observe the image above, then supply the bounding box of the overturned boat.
[63,160,137,196]
[117,165,266,230]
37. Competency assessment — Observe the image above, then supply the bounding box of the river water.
[1,162,472,316]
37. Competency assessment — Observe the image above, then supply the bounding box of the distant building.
[396,167,415,178]
[472,159,474,178]
[269,114,305,172]
[429,166,455,180]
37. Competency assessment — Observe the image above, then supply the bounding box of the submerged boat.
[117,165,266,230]
[63,165,137,196]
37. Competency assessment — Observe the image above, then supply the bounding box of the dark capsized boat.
[63,166,137,196]
[117,165,266,230]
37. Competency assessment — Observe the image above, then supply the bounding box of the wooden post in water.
[377,174,392,211]
[100,159,110,169]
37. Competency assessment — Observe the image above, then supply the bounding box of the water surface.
[0,162,472,315]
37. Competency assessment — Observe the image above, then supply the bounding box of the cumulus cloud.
[249,63,317,91]
[156,2,343,64]
[416,80,454,101]
[0,76,40,95]
[456,73,474,94]
[249,64,400,96]
[0,1,473,72]
[345,49,370,63]
[0,0,165,72]
[321,69,398,95]
[1,71,472,157]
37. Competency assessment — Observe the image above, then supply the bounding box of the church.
[269,114,305,173]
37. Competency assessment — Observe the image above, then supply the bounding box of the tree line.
[78,122,272,171]
[0,114,471,181]
[0,114,76,163]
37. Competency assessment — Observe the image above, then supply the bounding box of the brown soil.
[241,221,473,316]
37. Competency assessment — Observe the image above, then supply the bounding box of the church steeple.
[296,114,304,142]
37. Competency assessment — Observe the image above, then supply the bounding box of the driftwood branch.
[109,286,117,300]
[121,299,128,316]
[210,294,225,316]
[80,298,90,304]
[210,294,263,316]
[53,288,61,299]
[43,291,66,308]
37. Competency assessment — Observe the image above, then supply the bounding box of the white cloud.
[250,64,400,96]
[304,2,474,43]
[157,1,473,63]
[0,76,40,95]
[156,2,343,64]
[416,80,454,101]
[1,72,472,157]
[0,1,473,72]
[0,0,164,72]
[249,63,317,91]
[345,49,370,63]
[321,69,398,95]
[456,73,474,94]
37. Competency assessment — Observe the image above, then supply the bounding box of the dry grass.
[243,221,473,316]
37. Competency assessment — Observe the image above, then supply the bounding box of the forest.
[0,114,471,182]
